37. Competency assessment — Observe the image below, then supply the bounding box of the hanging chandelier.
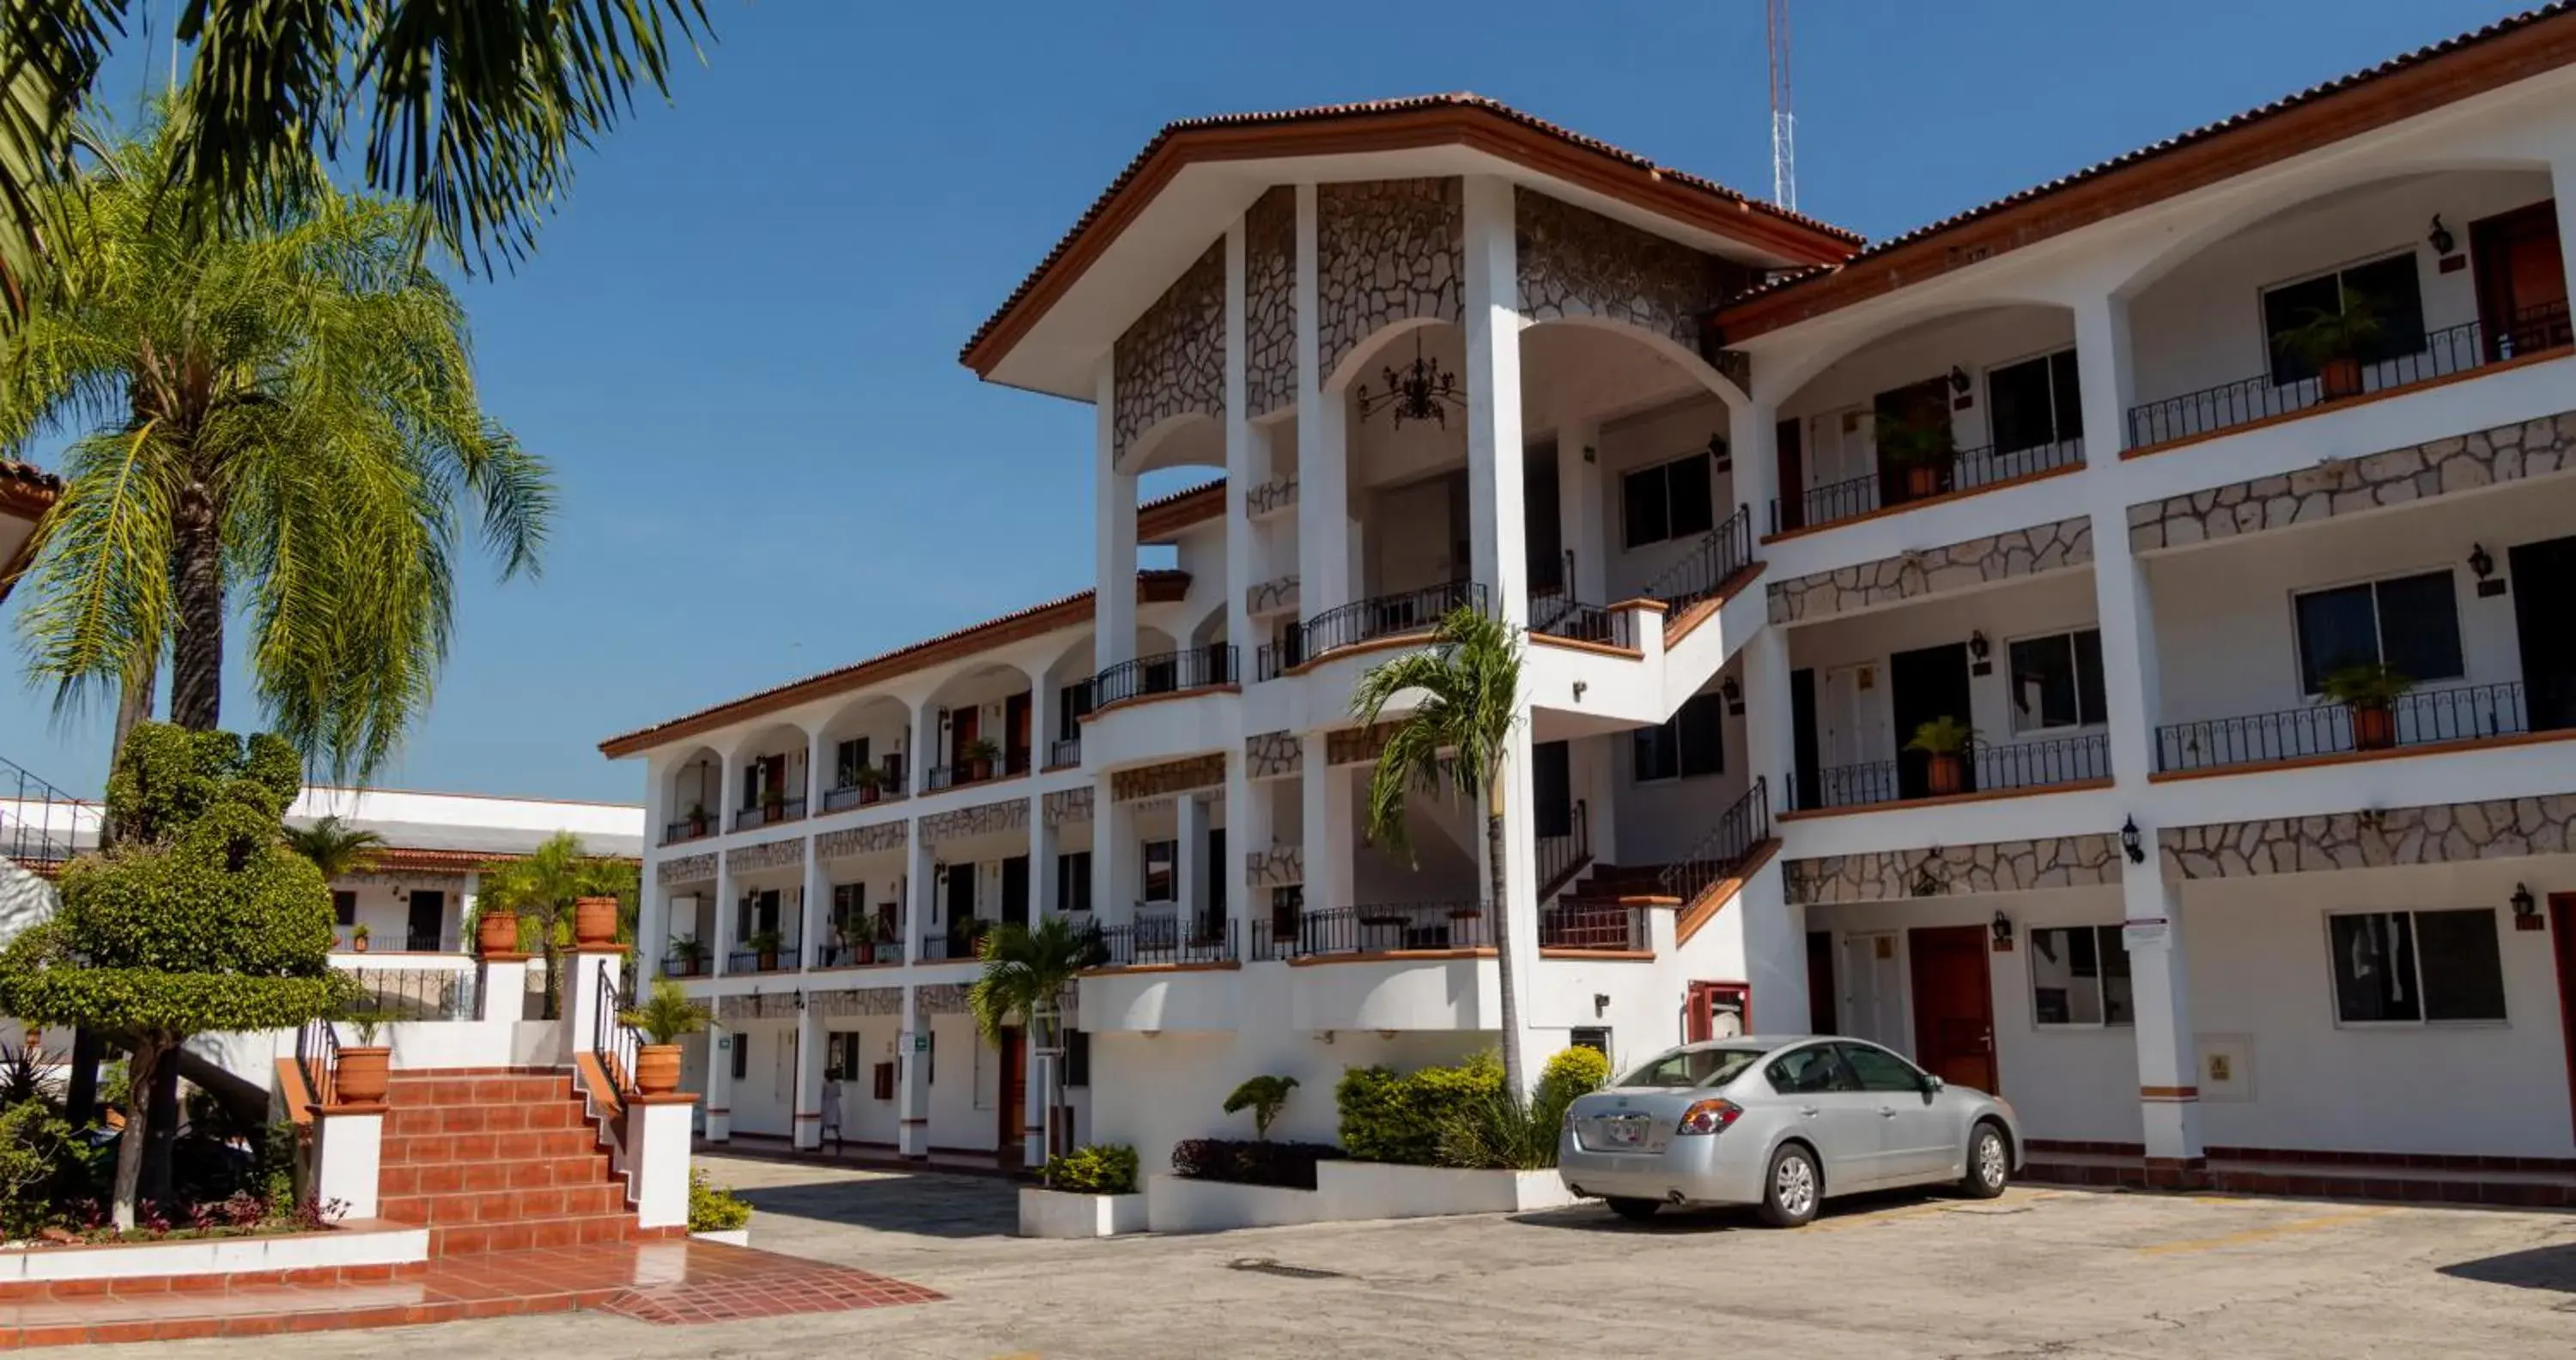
[1355,336,1463,428]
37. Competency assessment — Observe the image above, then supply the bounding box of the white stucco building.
[611,8,2576,1199]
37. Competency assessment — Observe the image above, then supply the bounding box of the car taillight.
[1674,1099,1743,1136]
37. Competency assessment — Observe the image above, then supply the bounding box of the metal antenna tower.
[1768,0,1797,213]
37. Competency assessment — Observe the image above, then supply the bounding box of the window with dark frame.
[2007,628,2109,732]
[331,890,357,927]
[2028,925,2134,1027]
[2292,571,2464,695]
[729,1033,749,1082]
[834,737,869,788]
[2263,252,2428,386]
[1632,692,1724,782]
[1141,840,1177,904]
[1986,349,2085,454]
[1057,851,1093,915]
[1620,451,1717,549]
[2328,909,2505,1023]
[1064,1029,1091,1087]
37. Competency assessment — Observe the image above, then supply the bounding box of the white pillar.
[801,841,828,970]
[1224,752,1267,950]
[1031,793,1057,923]
[2070,290,2137,460]
[1461,173,1529,628]
[1021,1030,1048,1168]
[1176,792,1206,936]
[1097,353,1139,670]
[1296,182,1352,618]
[897,986,931,1158]
[703,1023,734,1142]
[1741,623,1795,806]
[914,699,943,795]
[457,869,480,955]
[908,830,936,966]
[1557,416,1603,602]
[477,955,529,1023]
[1224,216,1255,662]
[1301,734,1347,913]
[792,1002,824,1151]
[309,1107,384,1220]
[565,944,621,1059]
[713,851,736,976]
[1091,776,1121,924]
[1728,398,1779,539]
[626,1092,698,1229]
[2122,848,2203,1176]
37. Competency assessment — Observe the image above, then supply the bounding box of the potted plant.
[1905,715,1976,796]
[350,922,370,953]
[963,737,1001,783]
[334,1010,392,1104]
[686,801,709,838]
[620,977,711,1096]
[747,928,786,972]
[2277,289,2384,400]
[2320,662,2412,750]
[1874,410,1957,499]
[876,910,902,962]
[668,933,706,977]
[760,784,787,821]
[574,894,619,949]
[853,764,886,806]
[477,904,521,957]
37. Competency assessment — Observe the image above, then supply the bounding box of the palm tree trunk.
[1485,793,1528,1099]
[167,483,222,730]
[111,1036,167,1230]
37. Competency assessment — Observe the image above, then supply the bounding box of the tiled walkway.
[0,1239,940,1347]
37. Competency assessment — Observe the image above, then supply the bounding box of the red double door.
[1908,926,2000,1094]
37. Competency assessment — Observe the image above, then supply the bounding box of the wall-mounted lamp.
[2121,817,2146,865]
[1948,365,1973,395]
[1571,680,1589,703]
[2469,543,2495,580]
[1967,630,1990,663]
[2428,214,2457,256]
[1594,993,1611,1017]
[1583,444,1598,464]
[2512,883,2539,926]
[1990,911,2015,951]
[1719,675,1745,715]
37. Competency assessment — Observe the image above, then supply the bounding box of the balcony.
[925,754,1027,793]
[1047,735,1082,768]
[1537,901,1649,953]
[820,761,907,814]
[916,930,993,963]
[1770,440,2084,537]
[1078,911,1235,968]
[2125,304,2573,452]
[1090,645,1239,711]
[731,796,806,833]
[660,814,719,847]
[2155,681,2532,776]
[1258,581,1489,679]
[1252,902,1490,960]
[815,938,905,968]
[726,941,799,974]
[1791,733,2111,813]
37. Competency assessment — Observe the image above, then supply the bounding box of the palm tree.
[0,2,714,318]
[1351,605,1533,1097]
[2,115,552,780]
[282,815,386,880]
[968,917,1089,1175]
[477,832,635,1019]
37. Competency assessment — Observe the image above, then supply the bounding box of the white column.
[907,829,936,966]
[477,955,529,1023]
[1097,353,1139,670]
[565,945,621,1059]
[1296,182,1352,619]
[713,852,736,977]
[2122,849,2203,1174]
[1224,753,1267,951]
[801,842,828,970]
[1741,623,1795,806]
[309,1107,384,1219]
[626,1093,697,1229]
[1301,734,1346,913]
[1224,216,1255,661]
[2551,158,2576,323]
[1030,793,1056,923]
[2070,290,2137,461]
[1461,173,1529,627]
[806,727,829,814]
[1021,1030,1048,1168]
[1556,416,1603,602]
[914,700,943,795]
[896,986,931,1158]
[1727,398,1780,540]
[1027,665,1055,770]
[792,1002,824,1151]
[703,1024,733,1142]
[1091,776,1120,924]
[1176,792,1206,936]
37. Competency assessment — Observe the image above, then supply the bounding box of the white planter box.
[1144,1174,1323,1233]
[1315,1162,1583,1219]
[1018,1187,1149,1238]
[0,1222,426,1284]
[690,1229,750,1248]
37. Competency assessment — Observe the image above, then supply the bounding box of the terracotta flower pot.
[2350,705,2397,751]
[333,1046,392,1104]
[1905,464,1941,499]
[2318,355,2364,400]
[574,896,619,949]
[477,909,522,957]
[634,1044,683,1096]
[1926,752,1965,796]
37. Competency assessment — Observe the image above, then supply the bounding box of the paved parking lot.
[115,1152,2576,1357]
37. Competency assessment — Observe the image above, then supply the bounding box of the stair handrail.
[592,958,641,1108]
[1656,778,1771,906]
[0,754,94,865]
[294,1016,340,1110]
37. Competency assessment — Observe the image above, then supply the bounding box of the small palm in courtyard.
[1224,1075,1298,1140]
[1351,604,1532,1096]
[283,816,386,880]
[969,918,1090,1174]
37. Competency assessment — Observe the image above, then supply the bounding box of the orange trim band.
[2140,1085,2201,1101]
[2120,347,2572,461]
[1283,630,1440,677]
[1660,561,1766,647]
[2147,726,2576,783]
[1086,683,1242,720]
[1285,948,1495,967]
[1762,462,2084,545]
[1530,634,1644,661]
[1775,777,2116,821]
[1082,960,1243,975]
[1539,948,1656,961]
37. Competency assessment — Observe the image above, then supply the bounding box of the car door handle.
[1878,1108,1898,1118]
[1797,1105,1820,1118]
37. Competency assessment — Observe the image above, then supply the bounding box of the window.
[872,1060,896,1102]
[1836,1042,1928,1093]
[1987,349,2084,454]
[2029,926,2134,1027]
[830,883,868,938]
[2328,910,2505,1023]
[331,890,357,927]
[1620,451,1716,549]
[2008,629,2109,732]
[2292,571,2464,695]
[834,737,869,788]
[1141,839,1177,904]
[1058,851,1093,915]
[728,1033,749,1082]
[2263,252,2427,386]
[1570,1026,1610,1057]
[1765,1046,1855,1095]
[1059,680,1092,738]
[1064,1029,1091,1088]
[826,1032,863,1081]
[1633,692,1723,782]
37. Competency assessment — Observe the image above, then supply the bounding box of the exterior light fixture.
[2428,215,2456,255]
[1967,630,1990,663]
[1719,675,1745,714]
[1989,911,2014,950]
[1594,993,1610,1017]
[1948,365,1972,394]
[2121,817,2146,865]
[2469,543,2495,580]
[2512,883,2538,923]
[1355,335,1462,428]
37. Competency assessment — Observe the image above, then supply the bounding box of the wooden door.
[1841,932,1906,1047]
[2471,201,2569,359]
[405,890,445,952]
[997,1027,1027,1168]
[1873,378,1953,508]
[1774,417,1807,531]
[1005,693,1033,774]
[2553,896,2576,1145]
[1806,931,1838,1035]
[949,706,979,770]
[1908,926,1999,1093]
[2511,535,2576,732]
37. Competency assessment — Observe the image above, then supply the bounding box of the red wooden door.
[2472,201,2570,358]
[2552,896,2576,1144]
[996,1027,1027,1168]
[1907,926,1999,1093]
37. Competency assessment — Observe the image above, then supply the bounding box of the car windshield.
[1614,1047,1765,1090]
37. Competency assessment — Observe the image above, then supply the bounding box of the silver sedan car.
[1557,1035,2021,1226]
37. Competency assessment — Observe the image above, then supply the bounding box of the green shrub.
[687,1169,751,1233]
[1334,1051,1504,1163]
[1222,1075,1297,1140]
[1434,1088,1558,1170]
[1045,1144,1139,1195]
[0,1101,72,1240]
[1534,1046,1611,1133]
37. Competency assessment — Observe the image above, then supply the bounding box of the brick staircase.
[378,1069,635,1255]
[1542,862,1674,950]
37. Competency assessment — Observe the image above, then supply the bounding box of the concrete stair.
[1542,863,1674,950]
[377,1071,635,1255]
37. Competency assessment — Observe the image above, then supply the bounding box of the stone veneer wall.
[733,985,968,1021]
[919,798,1028,847]
[1327,724,1394,768]
[1246,732,1301,780]
[1244,186,1297,417]
[1786,835,2122,905]
[816,823,907,861]
[1110,754,1227,804]
[2160,796,2576,878]
[1246,474,1298,517]
[656,851,716,886]
[1768,518,2093,626]
[1112,240,1225,464]
[725,836,805,874]
[1316,179,1461,381]
[1043,786,1094,828]
[1248,574,1300,616]
[1514,190,1747,350]
[2128,411,2576,552]
[1248,846,1304,889]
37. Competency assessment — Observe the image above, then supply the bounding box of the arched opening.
[1121,411,1223,477]
[817,695,912,813]
[923,662,1036,791]
[662,745,723,843]
[729,721,811,833]
[1042,636,1097,768]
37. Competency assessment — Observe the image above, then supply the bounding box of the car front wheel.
[1605,1196,1660,1223]
[1960,1120,2010,1199]
[1758,1144,1820,1228]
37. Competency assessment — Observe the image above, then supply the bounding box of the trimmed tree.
[0,723,353,1229]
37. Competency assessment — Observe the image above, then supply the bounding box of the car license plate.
[1601,1115,1647,1147]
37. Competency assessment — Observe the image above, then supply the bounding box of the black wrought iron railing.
[401,931,441,953]
[1528,598,1636,648]
[1657,778,1772,907]
[294,1017,340,1109]
[2156,681,2530,774]
[732,796,807,832]
[2126,306,2571,448]
[1087,913,1235,967]
[1251,903,1488,960]
[926,759,1015,792]
[1535,801,1591,900]
[593,959,640,1103]
[1772,440,2083,535]
[1048,736,1082,768]
[816,938,905,968]
[662,815,718,846]
[341,967,479,1021]
[1258,581,1491,680]
[1539,901,1649,951]
[1639,504,1755,615]
[919,931,992,963]
[821,765,906,813]
[1,756,92,867]
[1793,733,2111,811]
[661,950,713,978]
[1091,645,1239,709]
[726,944,798,974]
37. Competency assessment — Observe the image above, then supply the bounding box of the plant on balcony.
[962,738,1002,782]
[349,922,370,953]
[2278,289,2385,400]
[2320,662,2413,750]
[622,978,711,1095]
[686,802,710,838]
[760,784,786,818]
[1223,1075,1299,1141]
[282,816,386,879]
[745,929,787,972]
[1353,605,1537,1097]
[668,933,708,977]
[967,918,1089,1181]
[1905,716,1977,796]
[1874,410,1958,499]
[851,763,887,804]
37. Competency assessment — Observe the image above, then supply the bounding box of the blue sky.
[0,0,2537,802]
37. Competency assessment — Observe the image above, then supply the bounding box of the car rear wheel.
[1758,1144,1820,1228]
[1960,1120,2010,1199]
[1605,1196,1660,1223]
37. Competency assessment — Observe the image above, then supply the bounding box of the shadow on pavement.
[732,1173,1021,1240]
[2438,1242,2576,1294]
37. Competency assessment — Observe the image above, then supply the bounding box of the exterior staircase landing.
[378,1070,642,1255]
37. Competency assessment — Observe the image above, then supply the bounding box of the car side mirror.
[1921,1074,1945,1096]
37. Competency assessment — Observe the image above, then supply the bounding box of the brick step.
[428,1213,636,1256]
[386,1102,588,1137]
[380,1155,612,1197]
[386,1073,574,1105]
[381,1182,629,1226]
[380,1128,605,1165]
